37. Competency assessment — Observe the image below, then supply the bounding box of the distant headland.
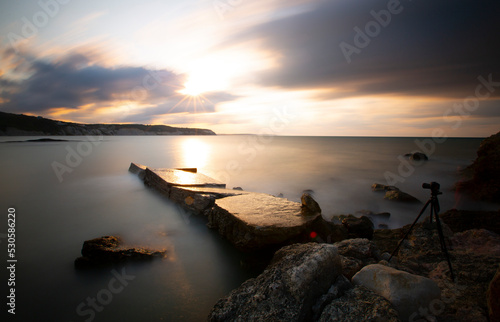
[0,111,216,136]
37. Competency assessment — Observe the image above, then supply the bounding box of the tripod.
[389,182,455,281]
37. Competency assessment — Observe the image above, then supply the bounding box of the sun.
[178,60,229,97]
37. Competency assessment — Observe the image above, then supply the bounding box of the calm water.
[0,135,493,321]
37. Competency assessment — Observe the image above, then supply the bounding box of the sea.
[0,135,496,321]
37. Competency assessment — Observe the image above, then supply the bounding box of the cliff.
[0,111,215,136]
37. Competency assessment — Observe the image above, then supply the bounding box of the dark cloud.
[0,51,238,119]
[236,0,500,99]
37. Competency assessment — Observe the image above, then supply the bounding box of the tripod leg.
[389,199,431,262]
[432,202,455,281]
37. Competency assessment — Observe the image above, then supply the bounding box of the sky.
[0,0,499,136]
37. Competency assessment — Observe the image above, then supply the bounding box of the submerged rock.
[384,189,421,203]
[409,152,429,161]
[371,183,420,203]
[352,264,441,321]
[74,236,165,268]
[319,285,401,322]
[208,243,342,321]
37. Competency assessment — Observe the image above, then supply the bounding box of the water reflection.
[181,138,210,169]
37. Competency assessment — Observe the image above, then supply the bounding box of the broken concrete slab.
[130,163,347,252]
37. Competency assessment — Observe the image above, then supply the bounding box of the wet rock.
[384,189,421,203]
[440,209,500,235]
[451,229,500,256]
[75,236,165,268]
[371,183,398,192]
[208,243,342,321]
[341,215,374,239]
[352,264,441,321]
[319,285,401,322]
[409,152,429,161]
[301,193,322,216]
[232,187,243,190]
[456,131,500,202]
[488,266,500,322]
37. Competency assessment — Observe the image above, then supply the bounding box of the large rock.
[352,264,441,321]
[74,236,165,268]
[319,285,401,322]
[208,243,342,321]
[488,266,500,322]
[341,215,374,239]
[456,131,500,202]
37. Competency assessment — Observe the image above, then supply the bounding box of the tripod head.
[422,181,442,197]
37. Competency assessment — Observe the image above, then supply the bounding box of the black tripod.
[389,182,455,281]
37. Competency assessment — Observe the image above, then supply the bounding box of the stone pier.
[129,163,346,251]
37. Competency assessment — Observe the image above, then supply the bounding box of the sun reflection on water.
[181,139,210,169]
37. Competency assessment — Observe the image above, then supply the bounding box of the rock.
[384,189,421,203]
[301,193,322,216]
[440,209,500,235]
[456,131,500,202]
[341,215,374,239]
[371,183,398,192]
[409,152,429,161]
[74,236,165,268]
[488,266,500,322]
[352,264,441,321]
[372,228,406,254]
[334,238,381,279]
[232,187,243,190]
[208,243,342,321]
[312,275,353,321]
[319,285,401,322]
[378,223,389,229]
[355,210,391,219]
[451,229,500,256]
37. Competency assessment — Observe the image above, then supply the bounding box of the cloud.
[0,49,239,122]
[233,0,500,99]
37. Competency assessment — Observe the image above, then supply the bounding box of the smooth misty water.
[0,135,493,321]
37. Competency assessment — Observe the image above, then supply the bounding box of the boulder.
[208,243,342,321]
[456,131,500,202]
[301,193,322,216]
[352,264,441,321]
[488,266,500,322]
[341,215,374,239]
[75,236,165,268]
[318,285,401,322]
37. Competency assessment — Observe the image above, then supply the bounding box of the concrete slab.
[148,168,226,188]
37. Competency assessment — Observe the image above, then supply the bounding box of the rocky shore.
[123,131,500,321]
